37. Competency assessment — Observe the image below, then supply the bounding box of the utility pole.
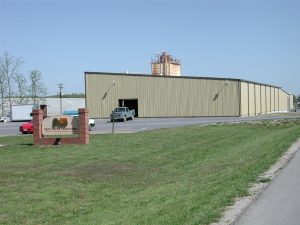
[58,83,64,114]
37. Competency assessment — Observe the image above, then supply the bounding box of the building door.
[118,99,138,117]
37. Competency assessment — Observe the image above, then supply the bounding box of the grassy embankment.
[1,120,300,225]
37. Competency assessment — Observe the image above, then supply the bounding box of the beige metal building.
[85,72,293,118]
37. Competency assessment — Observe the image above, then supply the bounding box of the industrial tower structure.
[151,52,181,76]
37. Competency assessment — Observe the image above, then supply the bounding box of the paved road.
[1,113,300,136]
[91,114,300,134]
[0,121,24,136]
[235,144,300,225]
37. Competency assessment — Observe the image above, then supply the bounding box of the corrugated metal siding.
[261,86,266,114]
[248,83,255,115]
[275,88,279,112]
[266,86,271,112]
[240,82,249,116]
[85,73,292,118]
[85,73,240,118]
[289,94,294,110]
[255,84,261,114]
[270,87,275,112]
[239,82,290,116]
[279,89,286,111]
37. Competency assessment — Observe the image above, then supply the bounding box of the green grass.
[1,120,300,225]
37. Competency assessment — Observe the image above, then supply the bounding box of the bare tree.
[14,73,29,104]
[0,52,23,113]
[0,63,8,116]
[28,69,47,104]
[1,53,48,114]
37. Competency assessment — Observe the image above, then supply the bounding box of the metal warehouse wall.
[46,98,85,116]
[289,94,294,109]
[240,81,291,116]
[85,73,240,118]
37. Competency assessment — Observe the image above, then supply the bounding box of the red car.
[19,121,33,134]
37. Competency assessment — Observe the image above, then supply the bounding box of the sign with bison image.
[42,115,78,135]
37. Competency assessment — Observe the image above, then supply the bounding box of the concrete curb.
[211,137,300,225]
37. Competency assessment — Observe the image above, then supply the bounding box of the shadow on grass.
[20,143,34,146]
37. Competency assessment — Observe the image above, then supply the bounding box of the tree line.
[0,52,47,116]
[47,93,85,98]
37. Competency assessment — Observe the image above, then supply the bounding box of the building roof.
[84,71,281,89]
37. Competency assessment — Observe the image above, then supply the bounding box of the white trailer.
[11,104,39,121]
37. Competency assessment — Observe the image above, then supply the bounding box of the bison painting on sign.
[42,115,78,136]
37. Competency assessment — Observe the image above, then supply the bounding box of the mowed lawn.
[1,120,300,225]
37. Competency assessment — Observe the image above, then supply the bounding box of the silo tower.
[151,52,181,76]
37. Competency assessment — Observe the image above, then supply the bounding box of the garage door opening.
[119,99,138,117]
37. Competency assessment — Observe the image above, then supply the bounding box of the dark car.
[19,121,33,134]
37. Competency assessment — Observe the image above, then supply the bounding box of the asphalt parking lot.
[91,113,300,134]
[1,112,300,136]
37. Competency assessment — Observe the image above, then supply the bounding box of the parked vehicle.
[0,115,10,123]
[110,107,135,122]
[88,118,95,130]
[19,121,33,134]
[63,110,95,131]
[19,118,95,135]
[11,104,38,121]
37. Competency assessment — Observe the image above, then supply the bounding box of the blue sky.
[1,0,299,95]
